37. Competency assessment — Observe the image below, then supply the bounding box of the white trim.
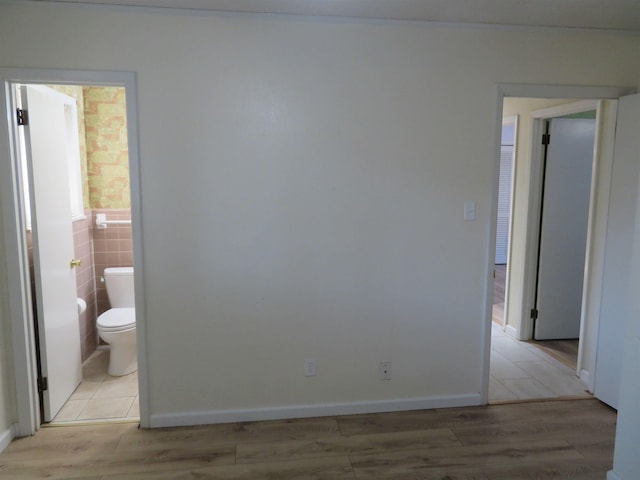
[497,84,635,100]
[607,471,623,480]
[582,100,619,394]
[578,101,619,391]
[505,324,518,338]
[0,67,149,433]
[0,424,15,453]
[531,99,600,119]
[150,394,481,428]
[579,369,591,388]
[0,75,40,437]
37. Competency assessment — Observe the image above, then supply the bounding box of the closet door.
[534,118,595,340]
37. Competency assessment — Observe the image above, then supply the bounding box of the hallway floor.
[52,349,139,424]
[490,264,588,403]
[489,322,590,402]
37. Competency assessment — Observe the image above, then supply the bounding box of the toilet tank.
[104,267,135,308]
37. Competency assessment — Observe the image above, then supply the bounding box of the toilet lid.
[97,308,136,330]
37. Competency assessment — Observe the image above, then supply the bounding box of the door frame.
[0,68,148,435]
[528,101,612,388]
[482,84,634,404]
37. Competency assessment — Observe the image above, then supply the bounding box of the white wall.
[0,3,639,425]
[0,205,17,448]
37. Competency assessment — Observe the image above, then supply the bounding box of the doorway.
[0,68,147,435]
[489,97,607,403]
[17,83,139,424]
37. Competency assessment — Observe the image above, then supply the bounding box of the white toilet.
[97,267,137,376]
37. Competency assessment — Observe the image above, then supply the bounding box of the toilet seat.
[97,308,136,332]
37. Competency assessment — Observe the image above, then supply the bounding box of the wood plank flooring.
[0,398,616,479]
[527,339,579,371]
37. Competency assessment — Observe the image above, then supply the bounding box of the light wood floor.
[528,338,579,371]
[492,264,578,370]
[0,398,615,479]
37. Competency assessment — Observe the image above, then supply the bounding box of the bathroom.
[22,84,138,423]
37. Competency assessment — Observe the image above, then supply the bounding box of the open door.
[534,117,596,340]
[20,85,82,421]
[593,93,640,409]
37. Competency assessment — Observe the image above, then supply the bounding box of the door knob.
[70,259,82,268]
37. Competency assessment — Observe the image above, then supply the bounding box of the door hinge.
[530,308,538,320]
[37,376,48,393]
[16,108,28,126]
[541,133,550,145]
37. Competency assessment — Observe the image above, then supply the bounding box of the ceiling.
[24,0,640,31]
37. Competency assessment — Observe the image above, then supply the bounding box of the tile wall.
[91,208,133,316]
[73,212,97,361]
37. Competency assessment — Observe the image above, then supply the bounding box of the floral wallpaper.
[84,86,130,209]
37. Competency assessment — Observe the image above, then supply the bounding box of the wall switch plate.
[464,201,476,221]
[304,358,317,377]
[379,361,391,380]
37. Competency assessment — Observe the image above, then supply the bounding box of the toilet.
[97,267,137,376]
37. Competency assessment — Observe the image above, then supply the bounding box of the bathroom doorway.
[14,82,139,424]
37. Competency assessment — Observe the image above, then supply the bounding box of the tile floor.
[52,348,139,423]
[489,322,591,402]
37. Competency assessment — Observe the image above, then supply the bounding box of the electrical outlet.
[379,361,391,380]
[304,358,317,377]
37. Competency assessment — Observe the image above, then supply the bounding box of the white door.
[593,93,640,409]
[21,85,82,421]
[534,118,596,340]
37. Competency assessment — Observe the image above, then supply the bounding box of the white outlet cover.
[379,361,391,380]
[464,201,476,221]
[304,358,317,377]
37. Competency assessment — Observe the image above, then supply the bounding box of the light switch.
[464,201,476,221]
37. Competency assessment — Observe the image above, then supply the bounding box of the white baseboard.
[579,369,591,387]
[607,471,623,480]
[0,424,15,453]
[150,394,481,428]
[505,324,518,338]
